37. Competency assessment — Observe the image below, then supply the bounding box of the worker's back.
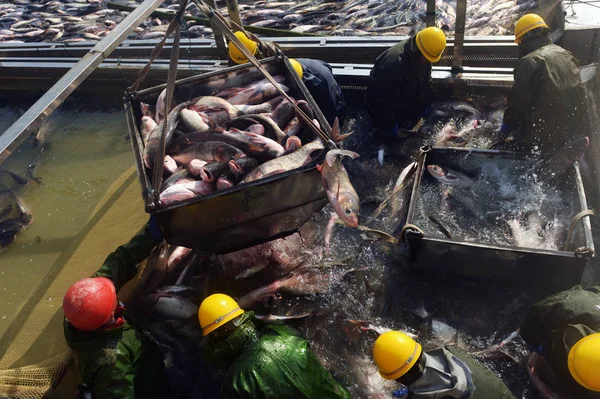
[519,42,590,149]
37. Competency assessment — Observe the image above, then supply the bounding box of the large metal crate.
[405,147,595,288]
[124,57,330,254]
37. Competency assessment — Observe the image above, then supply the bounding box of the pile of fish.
[418,138,589,250]
[425,100,505,149]
[139,74,360,228]
[0,0,552,44]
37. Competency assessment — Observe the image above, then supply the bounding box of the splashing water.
[414,154,580,250]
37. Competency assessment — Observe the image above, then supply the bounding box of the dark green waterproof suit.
[504,35,590,151]
[366,37,433,132]
[204,312,351,399]
[64,227,173,399]
[521,285,600,398]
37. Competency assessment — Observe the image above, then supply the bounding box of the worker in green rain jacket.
[501,14,591,152]
[365,27,446,139]
[199,293,351,399]
[63,217,174,399]
[521,285,600,398]
[373,331,516,398]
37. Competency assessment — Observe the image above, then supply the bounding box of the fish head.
[335,192,360,228]
[427,164,447,179]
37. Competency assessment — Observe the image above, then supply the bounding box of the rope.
[193,0,335,147]
[564,209,594,252]
[399,224,425,241]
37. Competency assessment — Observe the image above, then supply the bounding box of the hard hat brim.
[378,342,423,380]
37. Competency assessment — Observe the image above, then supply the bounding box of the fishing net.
[0,167,147,398]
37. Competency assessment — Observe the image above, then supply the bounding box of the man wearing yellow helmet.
[501,14,590,152]
[373,331,516,398]
[229,31,346,125]
[366,27,446,139]
[199,293,351,398]
[521,285,600,398]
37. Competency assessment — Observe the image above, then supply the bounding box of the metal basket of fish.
[404,146,594,288]
[124,57,333,254]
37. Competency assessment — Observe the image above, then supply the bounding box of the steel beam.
[0,0,166,164]
[452,0,467,74]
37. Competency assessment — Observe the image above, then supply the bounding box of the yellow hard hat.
[373,331,423,380]
[567,333,600,392]
[415,27,447,63]
[289,58,303,79]
[514,14,549,44]
[229,31,258,64]
[198,293,244,336]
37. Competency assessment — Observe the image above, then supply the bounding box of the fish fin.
[325,150,359,167]
[316,164,323,173]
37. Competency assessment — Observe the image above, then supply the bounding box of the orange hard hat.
[63,277,117,331]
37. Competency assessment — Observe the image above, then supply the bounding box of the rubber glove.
[391,386,409,398]
[527,343,545,354]
[148,214,163,242]
[500,124,513,138]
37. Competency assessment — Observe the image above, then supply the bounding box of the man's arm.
[88,350,136,399]
[93,224,161,292]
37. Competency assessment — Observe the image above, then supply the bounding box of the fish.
[427,164,476,189]
[218,76,288,105]
[445,187,485,219]
[317,149,360,228]
[159,180,215,205]
[178,109,210,133]
[143,102,189,170]
[155,88,167,125]
[254,313,312,321]
[171,141,246,166]
[187,159,208,178]
[139,116,157,144]
[163,155,177,177]
[174,129,280,162]
[216,173,237,190]
[226,114,287,142]
[233,95,286,115]
[199,162,229,182]
[143,288,199,321]
[229,157,259,177]
[241,139,324,183]
[269,98,296,129]
[430,101,484,119]
[239,131,285,157]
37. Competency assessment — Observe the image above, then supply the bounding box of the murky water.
[0,105,134,340]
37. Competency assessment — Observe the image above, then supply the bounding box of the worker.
[520,285,600,398]
[365,27,446,139]
[373,331,516,398]
[63,217,173,399]
[501,14,591,152]
[228,31,346,125]
[199,293,352,398]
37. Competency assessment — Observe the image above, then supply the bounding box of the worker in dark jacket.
[521,285,600,398]
[501,14,590,152]
[229,31,346,125]
[366,27,446,138]
[63,218,173,399]
[373,331,516,398]
[199,293,351,398]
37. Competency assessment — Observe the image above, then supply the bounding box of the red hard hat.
[63,277,117,331]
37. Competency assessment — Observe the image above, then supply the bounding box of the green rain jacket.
[521,285,600,398]
[503,35,590,151]
[204,312,351,399]
[366,37,433,131]
[64,226,173,399]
